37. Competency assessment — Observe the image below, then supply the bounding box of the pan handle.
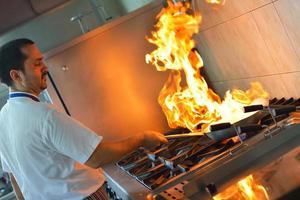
[243,105,264,113]
[270,105,296,116]
[165,133,202,139]
[210,123,231,131]
[236,124,264,134]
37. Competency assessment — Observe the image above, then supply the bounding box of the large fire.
[145,1,268,133]
[213,175,269,200]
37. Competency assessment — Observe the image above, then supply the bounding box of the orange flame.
[213,175,269,200]
[146,1,268,133]
[206,0,226,6]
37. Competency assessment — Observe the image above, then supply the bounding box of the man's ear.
[10,69,22,82]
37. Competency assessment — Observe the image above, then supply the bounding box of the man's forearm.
[85,131,167,169]
[106,134,145,159]
[9,173,25,200]
[86,134,144,168]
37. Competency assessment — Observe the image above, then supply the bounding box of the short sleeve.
[1,157,11,173]
[43,109,102,164]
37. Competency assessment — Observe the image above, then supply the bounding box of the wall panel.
[196,13,278,82]
[194,0,271,30]
[280,72,300,98]
[212,75,290,98]
[252,4,300,72]
[274,0,300,61]
[196,0,300,98]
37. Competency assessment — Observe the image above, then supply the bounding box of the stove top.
[103,98,300,200]
[117,136,234,190]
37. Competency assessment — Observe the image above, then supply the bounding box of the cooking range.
[103,97,300,200]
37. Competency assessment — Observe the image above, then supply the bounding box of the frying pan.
[165,98,269,140]
[165,110,266,140]
[166,111,268,141]
[206,98,271,141]
[166,103,299,141]
[205,110,267,141]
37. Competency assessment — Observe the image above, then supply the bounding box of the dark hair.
[0,38,34,86]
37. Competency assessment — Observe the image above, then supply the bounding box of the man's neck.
[10,87,39,97]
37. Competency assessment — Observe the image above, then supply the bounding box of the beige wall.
[194,0,300,98]
[45,2,169,140]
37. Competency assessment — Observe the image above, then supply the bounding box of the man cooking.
[0,38,168,200]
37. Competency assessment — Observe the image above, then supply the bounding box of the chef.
[0,38,167,200]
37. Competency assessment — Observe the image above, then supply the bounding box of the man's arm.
[9,173,24,200]
[44,108,167,168]
[85,131,167,169]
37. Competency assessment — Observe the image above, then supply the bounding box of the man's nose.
[42,63,49,72]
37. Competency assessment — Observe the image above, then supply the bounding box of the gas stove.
[117,136,235,189]
[103,98,300,200]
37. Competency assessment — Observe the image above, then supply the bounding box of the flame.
[145,1,268,133]
[206,0,226,6]
[213,175,269,200]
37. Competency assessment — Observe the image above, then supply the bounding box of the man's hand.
[140,131,168,149]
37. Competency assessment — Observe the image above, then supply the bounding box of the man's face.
[18,44,48,95]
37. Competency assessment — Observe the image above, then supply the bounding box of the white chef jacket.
[0,92,105,200]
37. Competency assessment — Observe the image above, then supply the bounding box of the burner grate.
[117,137,234,189]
